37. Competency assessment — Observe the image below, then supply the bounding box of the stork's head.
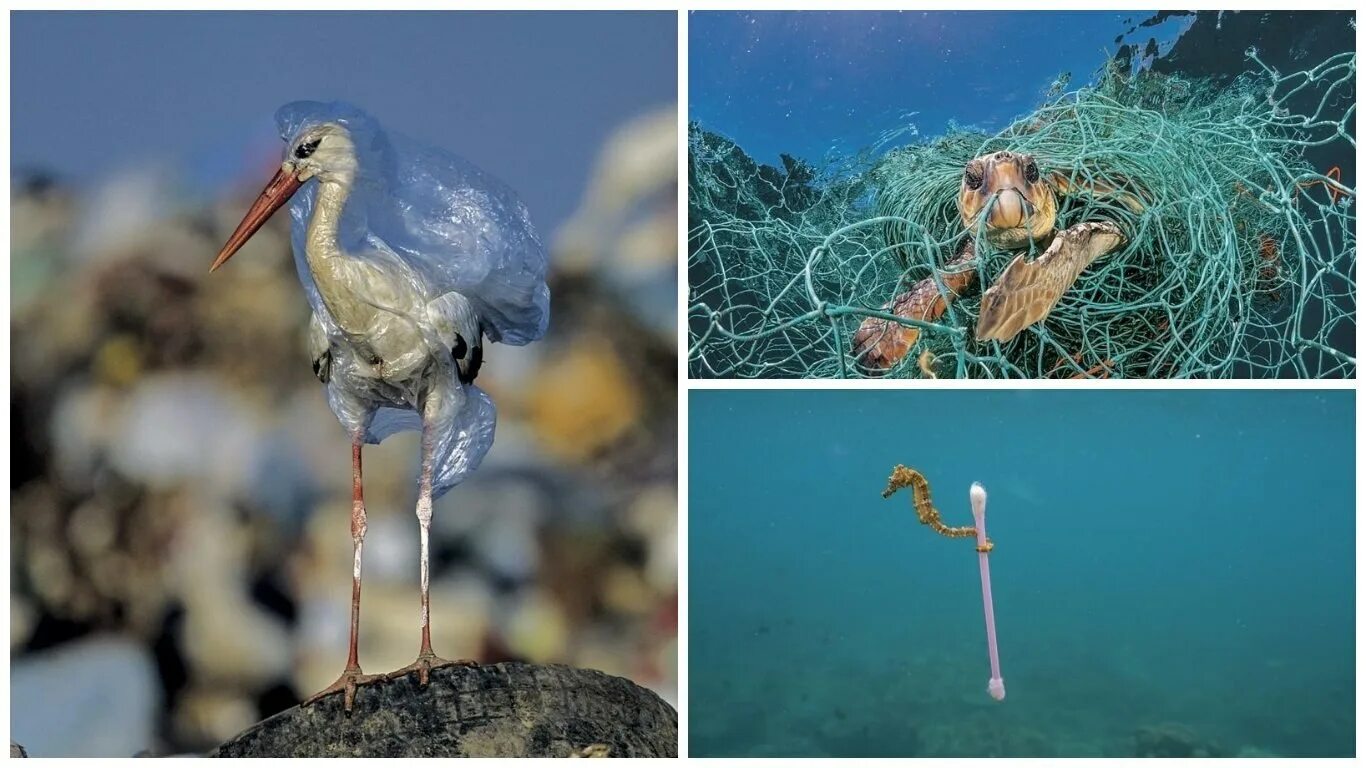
[286,122,358,184]
[209,121,356,272]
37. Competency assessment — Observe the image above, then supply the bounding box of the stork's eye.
[1024,160,1040,184]
[294,139,321,159]
[964,164,984,190]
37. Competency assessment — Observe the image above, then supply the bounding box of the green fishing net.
[688,50,1355,378]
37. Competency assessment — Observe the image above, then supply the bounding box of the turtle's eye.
[964,164,984,190]
[294,138,321,160]
[1024,160,1040,184]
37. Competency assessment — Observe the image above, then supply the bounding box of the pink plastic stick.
[970,482,1005,701]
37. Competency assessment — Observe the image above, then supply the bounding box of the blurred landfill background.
[10,11,677,757]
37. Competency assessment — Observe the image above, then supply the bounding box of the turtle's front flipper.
[852,243,976,373]
[976,221,1125,343]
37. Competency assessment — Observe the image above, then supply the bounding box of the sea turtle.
[850,150,1145,372]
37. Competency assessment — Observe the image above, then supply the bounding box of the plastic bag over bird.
[274,101,550,496]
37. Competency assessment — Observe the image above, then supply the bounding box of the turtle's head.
[958,151,1057,249]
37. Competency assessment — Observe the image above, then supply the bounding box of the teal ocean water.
[689,390,1354,757]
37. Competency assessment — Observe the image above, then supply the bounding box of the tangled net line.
[688,50,1355,378]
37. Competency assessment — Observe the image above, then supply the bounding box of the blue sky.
[689,11,1190,166]
[12,11,676,235]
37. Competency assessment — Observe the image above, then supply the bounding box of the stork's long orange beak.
[210,166,303,272]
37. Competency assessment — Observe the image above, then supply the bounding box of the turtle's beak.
[988,189,1030,230]
[210,164,303,273]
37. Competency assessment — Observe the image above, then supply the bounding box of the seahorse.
[881,465,985,546]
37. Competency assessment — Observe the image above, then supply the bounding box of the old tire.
[211,662,676,757]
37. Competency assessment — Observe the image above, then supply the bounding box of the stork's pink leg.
[416,430,439,664]
[346,438,369,670]
[303,435,382,712]
[388,407,474,686]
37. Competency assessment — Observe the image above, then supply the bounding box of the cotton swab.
[970,482,1005,701]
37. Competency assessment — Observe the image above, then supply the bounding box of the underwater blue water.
[689,10,1193,167]
[689,389,1354,757]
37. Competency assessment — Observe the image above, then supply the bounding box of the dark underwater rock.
[688,122,820,226]
[1133,723,1225,758]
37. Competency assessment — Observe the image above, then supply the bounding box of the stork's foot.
[303,665,383,713]
[386,651,476,686]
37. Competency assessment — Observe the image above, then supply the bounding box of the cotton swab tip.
[988,677,1006,701]
[970,482,987,522]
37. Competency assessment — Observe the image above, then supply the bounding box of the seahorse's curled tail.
[882,464,977,539]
